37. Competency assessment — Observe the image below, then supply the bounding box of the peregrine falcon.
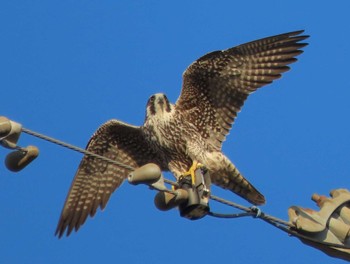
[56,30,308,237]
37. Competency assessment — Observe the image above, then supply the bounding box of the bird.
[55,30,309,237]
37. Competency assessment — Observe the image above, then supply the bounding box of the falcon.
[56,30,308,237]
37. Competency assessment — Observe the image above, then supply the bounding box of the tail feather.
[211,161,265,205]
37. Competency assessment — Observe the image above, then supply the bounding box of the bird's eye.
[150,95,156,103]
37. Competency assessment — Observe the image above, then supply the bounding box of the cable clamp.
[250,206,262,218]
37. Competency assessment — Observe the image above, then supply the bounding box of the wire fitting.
[250,206,262,218]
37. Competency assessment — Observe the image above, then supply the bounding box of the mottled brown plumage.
[56,30,308,237]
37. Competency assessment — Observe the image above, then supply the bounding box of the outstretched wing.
[176,30,309,150]
[55,120,158,238]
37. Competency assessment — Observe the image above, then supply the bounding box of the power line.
[16,126,350,253]
[22,127,135,171]
[20,127,280,218]
[21,126,291,225]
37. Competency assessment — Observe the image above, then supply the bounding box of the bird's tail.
[210,158,265,205]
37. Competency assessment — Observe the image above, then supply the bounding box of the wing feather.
[55,120,158,237]
[176,30,309,149]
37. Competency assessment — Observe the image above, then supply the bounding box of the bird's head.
[145,93,173,118]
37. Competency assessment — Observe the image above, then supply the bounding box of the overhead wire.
[22,127,181,196]
[21,127,135,171]
[21,126,350,249]
[20,127,290,222]
[21,126,292,225]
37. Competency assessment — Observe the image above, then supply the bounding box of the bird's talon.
[183,161,203,185]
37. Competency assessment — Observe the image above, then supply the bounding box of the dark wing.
[176,30,309,150]
[55,120,158,238]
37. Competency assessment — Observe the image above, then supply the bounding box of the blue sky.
[1,1,350,263]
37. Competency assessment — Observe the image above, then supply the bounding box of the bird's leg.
[183,160,204,185]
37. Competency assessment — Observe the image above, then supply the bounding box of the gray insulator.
[5,146,39,172]
[0,117,22,149]
[154,189,189,211]
[0,116,11,138]
[128,163,162,185]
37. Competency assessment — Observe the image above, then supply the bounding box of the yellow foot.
[183,160,204,185]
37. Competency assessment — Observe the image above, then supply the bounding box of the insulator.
[128,163,162,185]
[154,189,189,211]
[339,206,350,225]
[330,189,350,225]
[328,217,350,243]
[0,116,12,138]
[5,146,39,172]
[0,117,22,149]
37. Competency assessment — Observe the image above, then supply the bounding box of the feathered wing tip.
[55,120,159,238]
[177,30,309,150]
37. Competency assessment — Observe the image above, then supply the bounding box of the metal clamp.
[154,167,211,220]
[177,167,211,220]
[129,163,211,220]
